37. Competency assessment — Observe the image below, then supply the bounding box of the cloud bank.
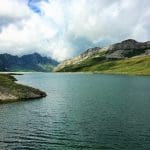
[0,0,150,61]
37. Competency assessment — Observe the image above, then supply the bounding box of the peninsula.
[0,74,46,103]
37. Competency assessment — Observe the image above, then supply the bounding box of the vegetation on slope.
[54,39,150,75]
[56,55,150,75]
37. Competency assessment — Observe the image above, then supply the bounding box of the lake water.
[0,73,150,150]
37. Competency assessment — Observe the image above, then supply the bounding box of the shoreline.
[53,71,150,77]
[0,74,47,103]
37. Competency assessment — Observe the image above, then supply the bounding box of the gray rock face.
[106,50,126,59]
[105,39,150,60]
[145,50,150,55]
[54,47,104,71]
[80,47,101,58]
[108,39,150,51]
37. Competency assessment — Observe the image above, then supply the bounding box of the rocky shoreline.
[0,74,46,103]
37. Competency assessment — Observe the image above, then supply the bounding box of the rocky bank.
[0,74,46,103]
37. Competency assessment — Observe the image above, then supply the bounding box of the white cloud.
[0,0,31,27]
[0,0,149,61]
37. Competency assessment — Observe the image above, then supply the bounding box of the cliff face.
[54,39,150,74]
[108,39,150,51]
[105,39,150,59]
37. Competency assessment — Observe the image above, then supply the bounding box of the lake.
[0,73,150,150]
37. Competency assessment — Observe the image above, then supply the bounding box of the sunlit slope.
[54,39,150,75]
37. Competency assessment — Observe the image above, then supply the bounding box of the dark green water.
[0,73,150,150]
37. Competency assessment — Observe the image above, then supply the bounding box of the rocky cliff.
[108,39,150,51]
[106,39,150,59]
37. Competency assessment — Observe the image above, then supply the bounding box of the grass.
[57,55,150,76]
[0,74,46,103]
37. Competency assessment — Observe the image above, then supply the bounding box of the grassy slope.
[0,74,46,102]
[58,55,150,75]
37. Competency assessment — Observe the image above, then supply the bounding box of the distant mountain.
[54,39,150,75]
[0,53,58,72]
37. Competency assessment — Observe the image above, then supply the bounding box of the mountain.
[54,39,150,75]
[0,53,58,72]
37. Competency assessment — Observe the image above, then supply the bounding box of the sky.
[0,0,150,61]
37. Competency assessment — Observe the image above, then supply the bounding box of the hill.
[0,53,58,72]
[54,39,150,75]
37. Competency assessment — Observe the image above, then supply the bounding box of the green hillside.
[54,39,150,75]
[57,55,150,75]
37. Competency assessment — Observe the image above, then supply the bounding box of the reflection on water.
[0,73,150,149]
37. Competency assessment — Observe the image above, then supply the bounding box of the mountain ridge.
[0,53,58,72]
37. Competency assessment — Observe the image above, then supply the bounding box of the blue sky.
[0,0,150,61]
[28,0,48,14]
